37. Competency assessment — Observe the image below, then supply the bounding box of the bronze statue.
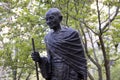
[31,8,87,80]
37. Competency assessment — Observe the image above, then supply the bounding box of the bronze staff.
[32,38,39,80]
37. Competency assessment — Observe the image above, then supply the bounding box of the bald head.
[45,8,63,31]
[45,8,62,17]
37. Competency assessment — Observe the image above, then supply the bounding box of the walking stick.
[32,38,39,80]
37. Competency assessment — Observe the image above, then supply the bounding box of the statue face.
[45,12,60,29]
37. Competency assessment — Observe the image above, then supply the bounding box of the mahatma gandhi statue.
[31,8,87,80]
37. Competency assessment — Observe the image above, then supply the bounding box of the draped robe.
[40,27,87,80]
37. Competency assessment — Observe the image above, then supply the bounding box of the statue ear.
[59,16,63,22]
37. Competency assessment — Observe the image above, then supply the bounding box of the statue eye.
[45,16,54,21]
[49,16,54,20]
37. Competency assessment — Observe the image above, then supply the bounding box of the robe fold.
[44,27,87,79]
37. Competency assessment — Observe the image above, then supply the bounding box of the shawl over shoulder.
[44,27,87,78]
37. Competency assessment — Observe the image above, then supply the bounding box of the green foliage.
[103,0,120,7]
[0,0,46,79]
[111,61,120,80]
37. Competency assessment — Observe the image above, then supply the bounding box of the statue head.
[45,8,63,30]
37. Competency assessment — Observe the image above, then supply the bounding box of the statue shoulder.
[65,27,78,34]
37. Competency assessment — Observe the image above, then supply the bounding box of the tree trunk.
[99,35,110,80]
[12,69,17,80]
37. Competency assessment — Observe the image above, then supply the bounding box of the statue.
[31,8,87,80]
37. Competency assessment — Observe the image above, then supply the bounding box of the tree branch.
[96,0,102,34]
[101,3,120,32]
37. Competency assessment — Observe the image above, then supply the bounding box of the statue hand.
[31,52,41,62]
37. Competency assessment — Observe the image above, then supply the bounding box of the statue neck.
[53,24,61,32]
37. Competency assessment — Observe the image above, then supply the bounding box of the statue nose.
[46,20,52,25]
